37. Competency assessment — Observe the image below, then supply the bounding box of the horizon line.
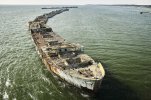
[0,4,151,6]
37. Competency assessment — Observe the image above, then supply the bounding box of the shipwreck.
[28,8,105,91]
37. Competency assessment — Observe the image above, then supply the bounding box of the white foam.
[49,92,52,95]
[3,91,9,100]
[5,78,11,87]
[13,98,17,100]
[39,91,43,94]
[80,93,90,98]
[28,93,36,100]
[41,76,50,84]
[6,67,9,73]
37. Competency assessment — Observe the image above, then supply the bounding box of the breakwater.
[29,9,69,29]
[42,6,78,9]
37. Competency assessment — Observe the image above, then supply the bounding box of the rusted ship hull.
[33,43,103,91]
[29,8,105,91]
[42,58,103,91]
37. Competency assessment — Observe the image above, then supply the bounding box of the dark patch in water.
[92,64,140,100]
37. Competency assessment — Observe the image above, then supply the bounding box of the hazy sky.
[0,0,151,5]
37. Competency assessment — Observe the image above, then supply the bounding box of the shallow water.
[0,5,151,100]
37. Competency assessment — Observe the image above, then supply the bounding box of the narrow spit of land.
[29,8,69,26]
[42,6,78,9]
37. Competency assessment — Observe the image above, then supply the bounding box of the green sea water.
[0,5,151,100]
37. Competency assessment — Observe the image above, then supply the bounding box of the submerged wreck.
[28,8,105,91]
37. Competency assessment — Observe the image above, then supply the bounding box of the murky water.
[0,5,151,100]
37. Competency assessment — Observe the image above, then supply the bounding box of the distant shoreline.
[0,4,150,6]
[107,5,151,8]
[0,4,151,8]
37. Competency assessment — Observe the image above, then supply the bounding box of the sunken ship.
[28,8,105,91]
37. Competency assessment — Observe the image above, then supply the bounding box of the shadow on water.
[90,63,140,100]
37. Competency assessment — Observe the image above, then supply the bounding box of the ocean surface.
[0,5,151,100]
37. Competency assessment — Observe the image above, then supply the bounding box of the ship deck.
[29,9,105,82]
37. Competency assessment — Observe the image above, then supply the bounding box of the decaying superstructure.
[28,8,105,91]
